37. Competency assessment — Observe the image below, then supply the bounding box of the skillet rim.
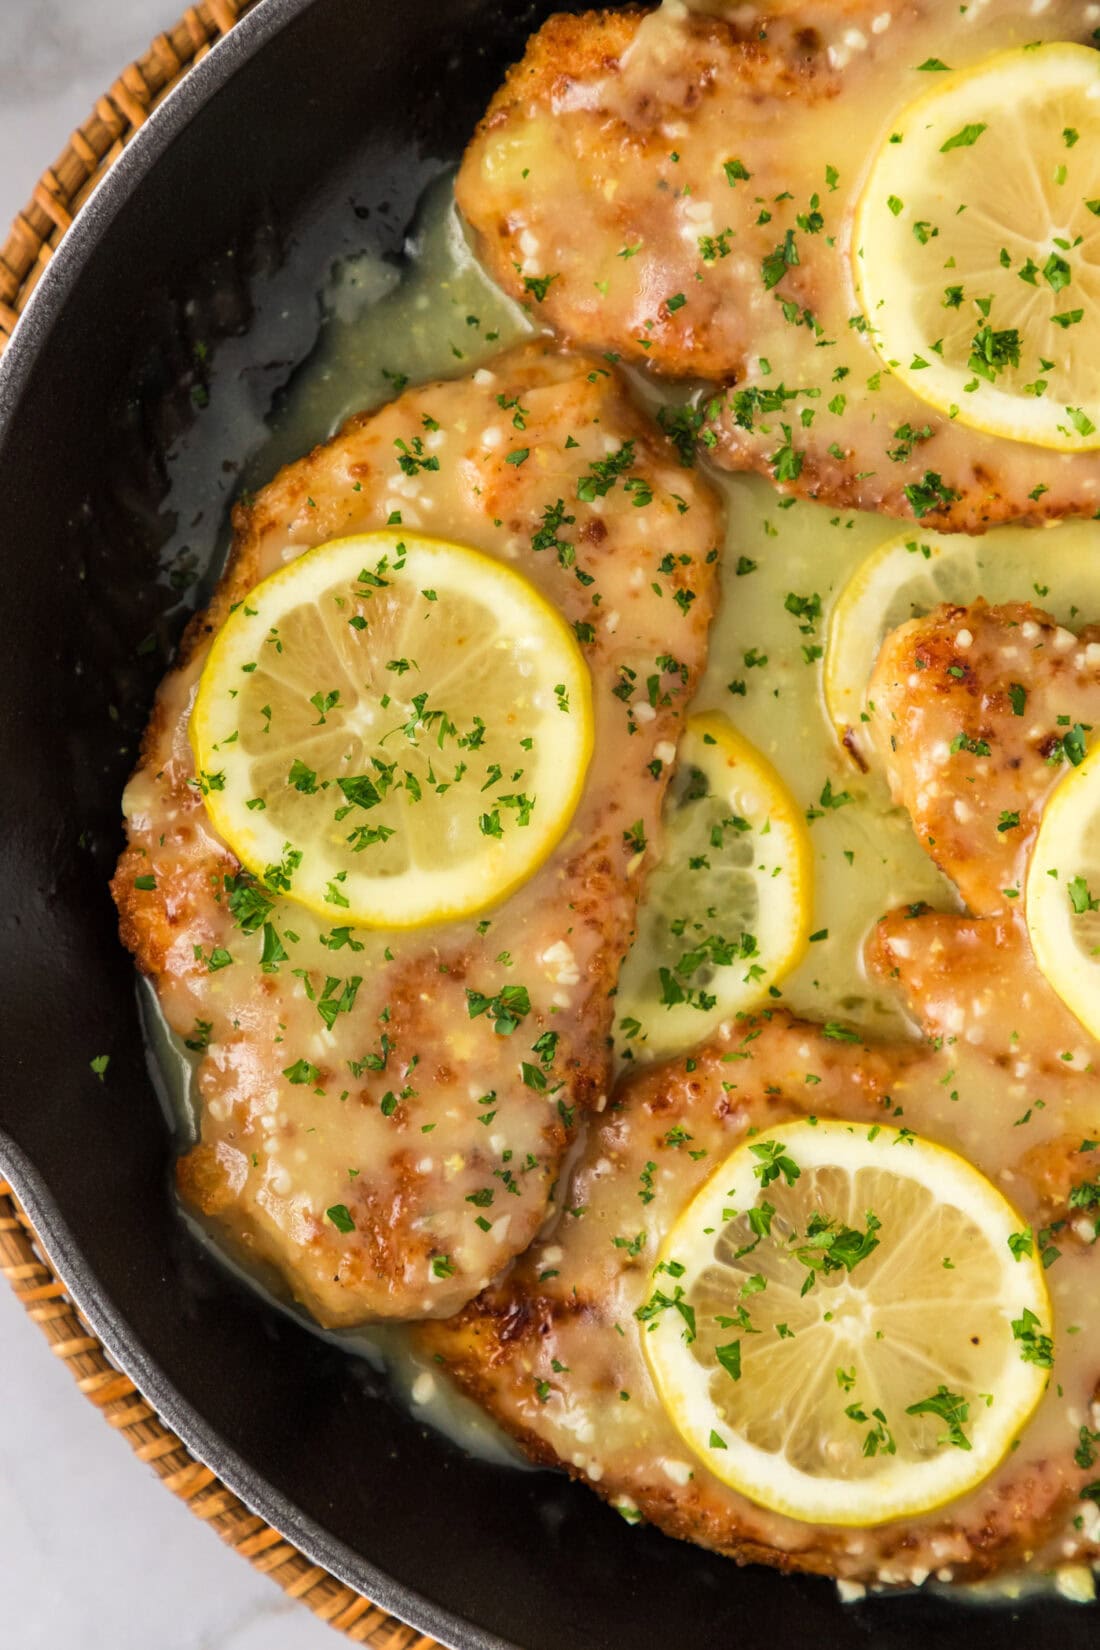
[0,2,512,1642]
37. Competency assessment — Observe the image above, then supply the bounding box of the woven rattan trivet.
[0,6,441,1643]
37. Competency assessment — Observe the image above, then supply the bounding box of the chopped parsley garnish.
[635,1281,696,1342]
[715,1341,742,1382]
[794,1210,881,1294]
[1011,1307,1054,1369]
[940,122,987,153]
[905,1386,971,1449]
[522,273,558,302]
[749,1140,800,1190]
[466,984,532,1035]
[761,229,799,291]
[904,472,961,519]
[283,1058,320,1086]
[577,441,636,503]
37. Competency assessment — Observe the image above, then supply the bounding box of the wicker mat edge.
[0,7,440,1645]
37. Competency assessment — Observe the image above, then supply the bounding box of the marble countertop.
[0,4,335,1645]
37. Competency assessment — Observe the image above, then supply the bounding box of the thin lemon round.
[826,518,1100,766]
[855,42,1100,451]
[616,712,811,1059]
[1026,740,1100,1039]
[190,531,593,929]
[643,1120,1051,1527]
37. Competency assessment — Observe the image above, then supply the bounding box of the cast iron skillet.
[0,3,1093,1645]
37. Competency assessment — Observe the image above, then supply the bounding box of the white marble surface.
[0,3,334,1644]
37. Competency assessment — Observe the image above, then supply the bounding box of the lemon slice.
[190,531,593,929]
[1026,741,1100,1038]
[642,1120,1052,1526]
[616,712,811,1059]
[855,43,1100,451]
[826,519,1100,766]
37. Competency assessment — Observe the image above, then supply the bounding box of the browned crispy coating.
[112,341,722,1324]
[868,602,1100,917]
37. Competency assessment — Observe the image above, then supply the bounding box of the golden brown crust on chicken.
[459,0,1100,530]
[868,602,1100,917]
[480,9,644,108]
[112,341,722,1324]
[868,910,1100,1082]
[867,600,1100,1219]
[458,6,845,383]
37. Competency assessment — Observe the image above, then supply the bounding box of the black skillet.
[0,1,1092,1644]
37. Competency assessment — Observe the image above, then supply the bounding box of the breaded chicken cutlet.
[458,0,1100,529]
[112,342,722,1324]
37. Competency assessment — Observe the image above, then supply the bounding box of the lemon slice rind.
[190,531,593,930]
[643,1120,1051,1527]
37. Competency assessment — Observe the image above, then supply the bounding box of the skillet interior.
[0,1,1095,1644]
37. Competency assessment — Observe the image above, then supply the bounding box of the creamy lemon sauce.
[243,176,531,487]
[145,164,1100,1592]
[620,477,957,1048]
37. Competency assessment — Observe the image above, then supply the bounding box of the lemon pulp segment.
[616,712,812,1059]
[826,519,1100,766]
[855,43,1100,451]
[190,531,593,929]
[642,1121,1052,1526]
